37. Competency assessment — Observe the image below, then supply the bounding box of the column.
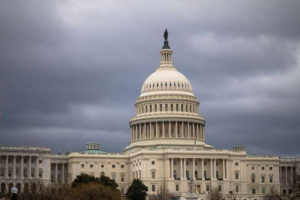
[285,167,288,186]
[35,157,39,178]
[139,124,141,140]
[222,159,225,180]
[144,123,146,139]
[156,122,159,138]
[192,123,195,139]
[180,158,183,180]
[5,156,8,178]
[169,122,171,138]
[183,158,186,179]
[291,167,294,186]
[55,163,58,183]
[21,156,24,179]
[201,159,205,180]
[171,158,174,179]
[192,158,195,179]
[215,159,218,180]
[163,122,165,138]
[210,159,213,179]
[187,123,190,138]
[196,124,199,139]
[165,159,170,179]
[226,159,229,179]
[130,126,133,141]
[150,123,152,139]
[181,122,184,138]
[29,156,32,179]
[13,156,16,179]
[62,164,65,183]
[203,125,205,141]
[175,122,178,138]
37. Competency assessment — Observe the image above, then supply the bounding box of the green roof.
[83,150,108,154]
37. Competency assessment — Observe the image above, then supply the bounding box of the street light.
[11,185,18,200]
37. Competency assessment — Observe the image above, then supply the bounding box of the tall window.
[236,185,239,192]
[252,174,256,183]
[165,104,168,111]
[160,104,162,111]
[216,171,219,179]
[262,188,266,194]
[171,104,173,111]
[121,174,125,182]
[218,185,222,192]
[186,105,188,112]
[173,170,177,179]
[235,172,239,179]
[270,176,273,183]
[155,104,157,112]
[206,185,210,192]
[152,171,156,179]
[176,104,178,111]
[150,105,152,112]
[176,184,179,191]
[152,185,155,192]
[181,104,183,111]
[252,188,256,194]
[262,176,265,183]
[195,171,198,179]
[112,174,116,181]
[204,171,207,179]
[186,171,189,179]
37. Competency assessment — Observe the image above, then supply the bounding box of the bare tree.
[149,181,172,200]
[206,187,223,200]
[264,187,280,200]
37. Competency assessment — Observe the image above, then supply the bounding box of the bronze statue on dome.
[164,29,168,41]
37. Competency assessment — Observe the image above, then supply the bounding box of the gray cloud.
[0,0,300,157]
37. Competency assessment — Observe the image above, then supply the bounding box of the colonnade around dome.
[130,121,205,142]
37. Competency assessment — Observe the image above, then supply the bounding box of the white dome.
[141,67,194,96]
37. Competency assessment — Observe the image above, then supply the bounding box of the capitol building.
[0,33,299,200]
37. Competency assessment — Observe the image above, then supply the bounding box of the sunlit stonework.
[0,33,299,199]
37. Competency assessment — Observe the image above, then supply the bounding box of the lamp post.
[11,185,18,200]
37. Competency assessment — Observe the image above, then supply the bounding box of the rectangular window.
[176,104,178,111]
[112,164,115,168]
[152,161,155,165]
[261,167,264,170]
[121,165,124,168]
[160,104,162,111]
[262,188,265,194]
[150,105,152,112]
[236,185,239,192]
[121,188,124,194]
[81,164,84,168]
[252,188,256,194]
[181,104,183,111]
[269,167,272,170]
[218,185,222,192]
[90,164,93,168]
[121,175,124,182]
[112,174,116,180]
[235,173,239,179]
[171,104,173,111]
[235,162,238,166]
[39,160,42,164]
[270,176,273,183]
[176,184,179,191]
[262,176,265,183]
[155,104,157,112]
[165,104,168,111]
[206,185,210,192]
[152,171,156,179]
[152,185,156,192]
[186,161,189,165]
[173,161,176,165]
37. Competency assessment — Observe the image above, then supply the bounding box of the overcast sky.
[0,0,300,157]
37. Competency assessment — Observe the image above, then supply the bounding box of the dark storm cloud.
[0,0,300,156]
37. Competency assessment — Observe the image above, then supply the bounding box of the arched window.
[252,174,256,183]
[100,172,105,176]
